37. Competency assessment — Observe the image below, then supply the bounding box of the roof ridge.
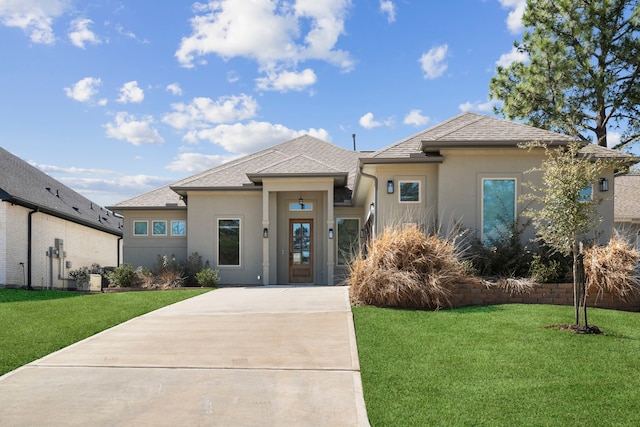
[428,113,484,141]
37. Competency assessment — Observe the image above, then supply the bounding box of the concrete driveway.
[0,286,369,426]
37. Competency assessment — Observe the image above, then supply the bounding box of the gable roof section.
[614,175,640,222]
[0,147,122,235]
[108,184,186,210]
[369,112,575,160]
[171,134,361,191]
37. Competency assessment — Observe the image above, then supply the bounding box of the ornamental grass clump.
[584,235,640,301]
[347,225,476,310]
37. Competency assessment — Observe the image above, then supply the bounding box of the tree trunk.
[572,247,580,326]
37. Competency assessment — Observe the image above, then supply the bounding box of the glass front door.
[289,219,313,283]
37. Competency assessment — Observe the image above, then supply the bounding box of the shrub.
[347,224,477,310]
[182,252,204,287]
[196,266,220,288]
[106,264,139,288]
[583,235,640,300]
[69,264,102,290]
[153,254,185,288]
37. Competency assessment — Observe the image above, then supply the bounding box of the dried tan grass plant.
[493,277,537,295]
[347,223,477,310]
[583,235,640,301]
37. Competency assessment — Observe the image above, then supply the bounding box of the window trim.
[336,217,360,266]
[398,180,421,203]
[480,177,517,245]
[217,217,241,267]
[152,220,168,236]
[133,220,148,236]
[171,220,187,236]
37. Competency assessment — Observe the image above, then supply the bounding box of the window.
[218,218,240,266]
[171,220,186,236]
[152,220,167,236]
[578,183,593,202]
[337,218,359,266]
[289,202,313,211]
[399,181,420,203]
[482,178,516,245]
[133,221,148,236]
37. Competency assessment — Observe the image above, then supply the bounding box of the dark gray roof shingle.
[0,147,122,235]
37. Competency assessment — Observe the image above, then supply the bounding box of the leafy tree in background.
[490,0,640,150]
[521,141,625,327]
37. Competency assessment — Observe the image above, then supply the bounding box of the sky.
[1,0,549,207]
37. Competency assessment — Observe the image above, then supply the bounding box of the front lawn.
[353,304,640,426]
[0,289,210,376]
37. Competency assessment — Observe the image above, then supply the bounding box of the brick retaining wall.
[448,282,640,312]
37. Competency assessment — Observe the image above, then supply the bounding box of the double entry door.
[289,219,313,283]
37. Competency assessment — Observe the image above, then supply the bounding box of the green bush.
[196,267,219,288]
[182,252,204,286]
[106,264,139,288]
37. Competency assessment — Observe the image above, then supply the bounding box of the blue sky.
[1,0,539,207]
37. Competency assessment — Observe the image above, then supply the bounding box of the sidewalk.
[0,286,369,426]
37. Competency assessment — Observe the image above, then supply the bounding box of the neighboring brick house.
[111,112,633,286]
[614,174,640,247]
[0,147,123,289]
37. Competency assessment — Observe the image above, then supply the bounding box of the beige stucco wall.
[0,203,120,289]
[122,208,188,270]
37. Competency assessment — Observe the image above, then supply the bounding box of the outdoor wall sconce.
[359,229,365,238]
[599,178,609,192]
[299,195,304,209]
[328,228,334,239]
[387,179,394,194]
[263,228,269,238]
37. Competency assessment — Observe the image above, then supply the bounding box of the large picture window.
[399,181,420,203]
[482,178,516,245]
[218,218,240,266]
[337,218,359,266]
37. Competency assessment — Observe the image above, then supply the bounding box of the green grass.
[353,304,640,426]
[0,288,210,376]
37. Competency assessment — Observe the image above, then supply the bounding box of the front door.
[289,219,313,283]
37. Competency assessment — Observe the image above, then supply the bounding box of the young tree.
[521,141,625,327]
[490,0,640,149]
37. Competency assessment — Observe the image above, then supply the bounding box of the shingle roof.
[108,184,186,209]
[171,134,361,190]
[370,112,575,159]
[0,147,122,235]
[614,175,640,221]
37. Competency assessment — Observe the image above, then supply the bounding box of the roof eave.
[246,172,349,186]
[359,156,445,165]
[420,139,572,151]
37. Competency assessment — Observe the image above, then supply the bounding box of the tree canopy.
[490,0,640,150]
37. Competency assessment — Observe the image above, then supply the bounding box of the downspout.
[27,208,38,290]
[359,167,378,237]
[117,237,123,267]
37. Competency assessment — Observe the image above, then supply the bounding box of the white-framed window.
[337,218,360,266]
[133,220,148,236]
[482,178,516,245]
[399,180,420,203]
[171,220,186,236]
[218,218,241,266]
[152,220,167,236]
[289,202,313,211]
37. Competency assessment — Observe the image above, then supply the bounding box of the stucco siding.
[122,209,187,269]
[187,191,263,285]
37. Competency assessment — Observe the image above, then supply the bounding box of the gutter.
[27,208,38,289]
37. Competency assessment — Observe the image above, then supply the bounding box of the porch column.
[262,189,270,286]
[327,187,335,285]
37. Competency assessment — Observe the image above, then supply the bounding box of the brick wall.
[448,281,640,312]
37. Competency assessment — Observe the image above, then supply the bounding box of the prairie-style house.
[110,113,629,286]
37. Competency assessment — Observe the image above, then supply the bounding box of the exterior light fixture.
[263,228,268,238]
[328,228,334,239]
[599,178,609,192]
[387,180,394,194]
[370,202,375,215]
[359,229,365,239]
[299,195,304,209]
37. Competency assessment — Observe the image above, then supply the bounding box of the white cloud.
[255,68,317,92]
[0,0,71,44]
[68,17,101,49]
[496,46,528,67]
[175,0,353,91]
[498,0,526,34]
[166,83,183,96]
[359,112,384,129]
[419,44,448,79]
[162,94,259,131]
[607,131,621,148]
[117,81,144,104]
[187,121,331,154]
[166,152,240,173]
[64,77,102,103]
[459,99,499,113]
[403,109,430,126]
[379,1,396,23]
[104,112,164,145]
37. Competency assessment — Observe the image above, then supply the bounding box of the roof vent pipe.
[352,133,356,151]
